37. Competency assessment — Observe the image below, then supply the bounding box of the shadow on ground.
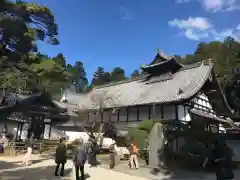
[0,165,73,180]
[0,158,51,171]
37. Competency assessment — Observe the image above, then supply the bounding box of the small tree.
[78,90,119,146]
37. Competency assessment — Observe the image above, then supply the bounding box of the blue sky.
[27,0,240,80]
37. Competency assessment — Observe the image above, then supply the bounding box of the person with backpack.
[129,141,139,169]
[73,139,87,180]
[54,138,67,177]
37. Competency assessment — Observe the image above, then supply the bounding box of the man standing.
[21,135,34,166]
[129,142,139,169]
[54,138,67,177]
[73,139,87,180]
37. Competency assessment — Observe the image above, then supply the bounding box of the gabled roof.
[77,60,214,110]
[141,58,183,75]
[150,49,172,64]
[0,90,68,115]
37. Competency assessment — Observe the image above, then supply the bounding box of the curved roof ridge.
[94,75,146,89]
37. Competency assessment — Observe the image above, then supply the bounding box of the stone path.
[0,155,151,180]
[0,155,239,180]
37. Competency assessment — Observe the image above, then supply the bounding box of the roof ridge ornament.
[157,48,171,60]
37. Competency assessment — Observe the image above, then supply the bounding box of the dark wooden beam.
[137,107,139,121]
[175,105,179,120]
[48,123,52,139]
[148,107,151,120]
[161,105,164,119]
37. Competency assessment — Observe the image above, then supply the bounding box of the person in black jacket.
[203,138,234,180]
[54,138,67,176]
[73,139,87,180]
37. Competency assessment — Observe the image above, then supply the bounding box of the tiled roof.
[77,61,213,110]
[64,90,86,105]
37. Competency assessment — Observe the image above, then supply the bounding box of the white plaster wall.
[49,126,66,140]
[177,105,191,122]
[178,105,185,121]
[185,106,191,121]
[194,93,215,115]
[0,121,18,139]
[65,131,89,142]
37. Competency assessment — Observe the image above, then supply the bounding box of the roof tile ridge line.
[178,61,213,100]
[93,76,146,89]
[157,49,171,60]
[210,60,234,115]
[179,60,210,72]
[140,57,180,69]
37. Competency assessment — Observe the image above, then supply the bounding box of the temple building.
[62,50,234,135]
[0,89,69,140]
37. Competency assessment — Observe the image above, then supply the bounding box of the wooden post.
[152,103,156,120]
[48,123,52,139]
[19,123,23,140]
[15,122,20,141]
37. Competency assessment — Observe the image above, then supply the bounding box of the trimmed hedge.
[127,128,148,149]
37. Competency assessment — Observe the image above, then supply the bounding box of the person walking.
[73,139,87,180]
[203,137,234,180]
[109,141,116,169]
[129,141,139,169]
[54,138,67,177]
[21,135,34,166]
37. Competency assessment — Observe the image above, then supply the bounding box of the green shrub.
[127,128,148,149]
[138,120,155,134]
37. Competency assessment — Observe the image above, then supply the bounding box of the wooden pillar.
[48,123,52,139]
[19,123,23,140]
[137,107,139,121]
[101,110,103,123]
[148,107,151,120]
[15,122,20,141]
[175,105,179,120]
[117,109,120,123]
[109,110,112,122]
[152,103,156,120]
[161,105,164,119]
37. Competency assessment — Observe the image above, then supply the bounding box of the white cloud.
[202,0,239,12]
[211,28,235,40]
[177,0,240,12]
[168,17,240,41]
[168,17,212,30]
[236,24,240,30]
[176,0,193,3]
[168,17,212,40]
[119,6,134,20]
